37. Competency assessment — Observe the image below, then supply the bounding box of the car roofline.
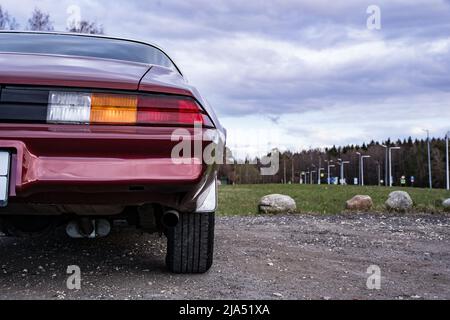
[0,30,183,76]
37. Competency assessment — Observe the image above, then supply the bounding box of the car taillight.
[137,95,208,125]
[47,92,91,123]
[91,94,138,124]
[47,91,212,126]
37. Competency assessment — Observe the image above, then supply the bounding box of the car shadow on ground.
[0,226,169,282]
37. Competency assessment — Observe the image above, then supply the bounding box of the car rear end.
[0,32,225,273]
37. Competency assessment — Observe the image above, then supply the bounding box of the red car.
[0,31,225,274]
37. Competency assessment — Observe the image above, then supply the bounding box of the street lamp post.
[325,160,331,184]
[356,152,362,185]
[361,155,371,186]
[318,167,324,184]
[327,162,335,185]
[381,144,388,187]
[338,159,350,185]
[318,158,322,185]
[423,129,433,189]
[423,129,432,189]
[446,131,449,191]
[356,152,371,186]
[389,147,401,187]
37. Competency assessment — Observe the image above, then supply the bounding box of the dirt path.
[0,214,449,300]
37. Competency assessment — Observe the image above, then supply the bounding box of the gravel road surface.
[0,213,449,300]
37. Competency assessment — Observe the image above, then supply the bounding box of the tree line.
[0,6,103,34]
[219,137,449,189]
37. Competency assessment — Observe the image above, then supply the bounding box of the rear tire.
[166,212,215,274]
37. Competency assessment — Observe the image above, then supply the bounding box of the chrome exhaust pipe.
[66,219,111,238]
[161,210,180,228]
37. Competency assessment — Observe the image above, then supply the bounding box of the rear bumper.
[0,123,219,211]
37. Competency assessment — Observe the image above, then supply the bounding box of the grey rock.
[443,199,450,211]
[259,194,297,214]
[385,191,413,212]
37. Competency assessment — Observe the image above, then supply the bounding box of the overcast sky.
[2,0,450,158]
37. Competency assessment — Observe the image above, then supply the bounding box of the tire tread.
[166,212,214,273]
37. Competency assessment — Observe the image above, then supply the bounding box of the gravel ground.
[0,213,449,300]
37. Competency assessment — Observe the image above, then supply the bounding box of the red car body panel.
[0,35,224,215]
[0,122,213,210]
[139,65,194,96]
[0,53,150,91]
[0,124,204,187]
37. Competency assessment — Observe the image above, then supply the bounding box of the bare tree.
[0,5,19,30]
[0,6,9,29]
[27,8,54,31]
[67,20,104,34]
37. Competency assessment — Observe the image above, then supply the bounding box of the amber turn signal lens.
[90,94,138,124]
[47,91,211,126]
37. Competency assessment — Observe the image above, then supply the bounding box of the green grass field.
[217,184,450,215]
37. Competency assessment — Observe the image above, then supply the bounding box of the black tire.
[166,212,215,274]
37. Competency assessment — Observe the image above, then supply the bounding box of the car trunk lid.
[0,53,151,91]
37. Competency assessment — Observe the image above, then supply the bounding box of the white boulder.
[443,198,450,211]
[259,194,297,214]
[385,191,413,212]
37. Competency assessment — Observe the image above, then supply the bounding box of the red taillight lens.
[47,91,212,126]
[137,96,212,126]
